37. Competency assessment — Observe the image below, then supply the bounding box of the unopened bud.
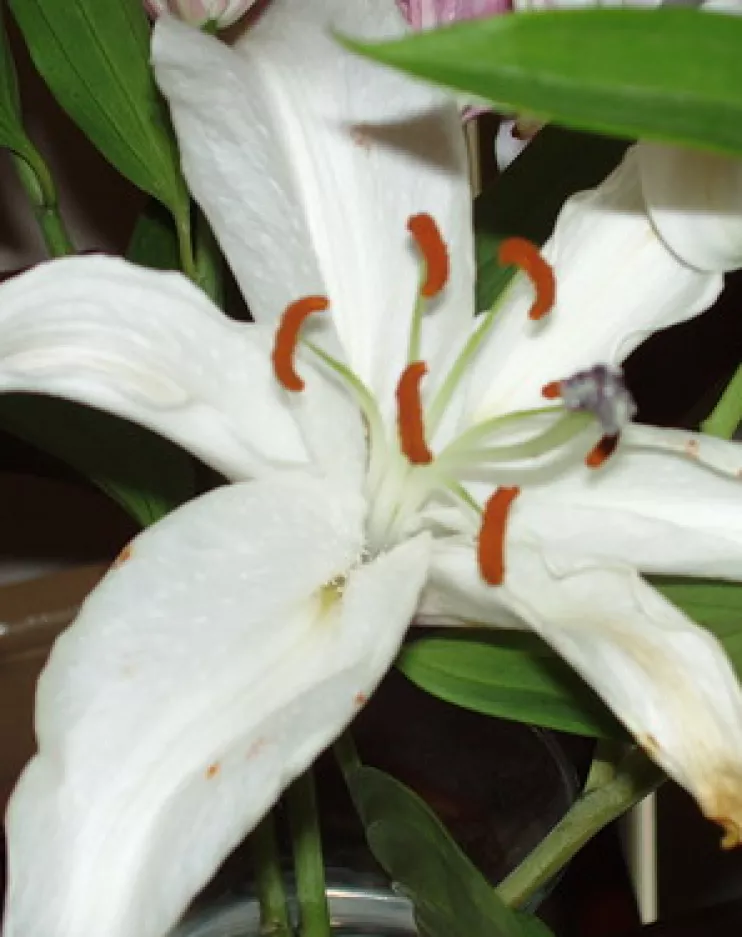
[397,0,510,30]
[143,0,256,29]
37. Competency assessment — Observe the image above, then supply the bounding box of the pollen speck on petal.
[408,213,449,298]
[478,486,520,585]
[112,544,133,569]
[272,295,329,391]
[498,237,555,321]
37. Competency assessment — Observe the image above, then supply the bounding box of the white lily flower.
[3,2,742,936]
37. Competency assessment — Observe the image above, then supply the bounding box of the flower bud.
[143,0,256,29]
[396,0,510,30]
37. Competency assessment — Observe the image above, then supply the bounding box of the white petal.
[417,537,527,629]
[153,2,474,407]
[638,142,742,272]
[420,536,742,843]
[464,146,721,422]
[4,475,431,937]
[510,440,742,580]
[0,256,366,484]
[503,547,742,846]
[623,423,742,477]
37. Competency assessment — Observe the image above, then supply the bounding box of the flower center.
[269,217,633,586]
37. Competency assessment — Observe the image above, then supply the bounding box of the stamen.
[541,380,562,400]
[478,486,520,585]
[498,237,555,321]
[396,361,433,465]
[408,213,449,298]
[272,295,329,391]
[586,433,619,468]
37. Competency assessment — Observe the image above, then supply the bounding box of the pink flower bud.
[143,0,256,29]
[397,0,511,30]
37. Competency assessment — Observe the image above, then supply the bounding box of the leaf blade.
[0,395,195,527]
[347,9,742,158]
[346,765,547,937]
[8,0,187,218]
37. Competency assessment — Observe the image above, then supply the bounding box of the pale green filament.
[304,339,388,487]
[438,404,566,465]
[407,267,427,364]
[470,412,592,462]
[426,278,518,434]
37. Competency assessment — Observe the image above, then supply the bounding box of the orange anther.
[272,295,329,391]
[586,433,619,469]
[499,237,555,321]
[396,361,433,465]
[408,213,449,298]
[478,487,520,586]
[541,380,562,400]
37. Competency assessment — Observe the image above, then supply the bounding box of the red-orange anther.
[586,433,619,469]
[408,213,449,298]
[498,237,555,321]
[396,361,433,464]
[478,487,520,585]
[541,380,562,400]
[272,295,329,391]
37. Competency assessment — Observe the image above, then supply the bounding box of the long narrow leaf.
[0,395,195,527]
[346,9,742,158]
[346,765,552,937]
[9,0,188,220]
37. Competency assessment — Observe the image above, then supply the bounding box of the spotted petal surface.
[4,475,431,937]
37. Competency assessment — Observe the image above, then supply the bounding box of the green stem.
[495,747,663,909]
[287,770,331,937]
[701,362,742,440]
[250,813,292,937]
[334,731,362,778]
[175,208,198,283]
[194,206,225,307]
[582,739,628,795]
[13,153,74,257]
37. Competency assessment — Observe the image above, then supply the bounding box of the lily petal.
[422,538,742,844]
[638,142,742,272]
[153,2,473,406]
[464,146,721,423]
[0,256,366,484]
[507,548,742,846]
[4,474,431,937]
[510,441,742,580]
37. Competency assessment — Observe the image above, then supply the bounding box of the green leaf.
[0,6,55,197]
[8,0,188,220]
[0,3,21,126]
[346,765,542,937]
[655,578,742,675]
[397,631,625,740]
[475,124,626,312]
[517,917,555,937]
[0,395,195,527]
[398,579,742,740]
[127,199,181,272]
[345,8,742,158]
